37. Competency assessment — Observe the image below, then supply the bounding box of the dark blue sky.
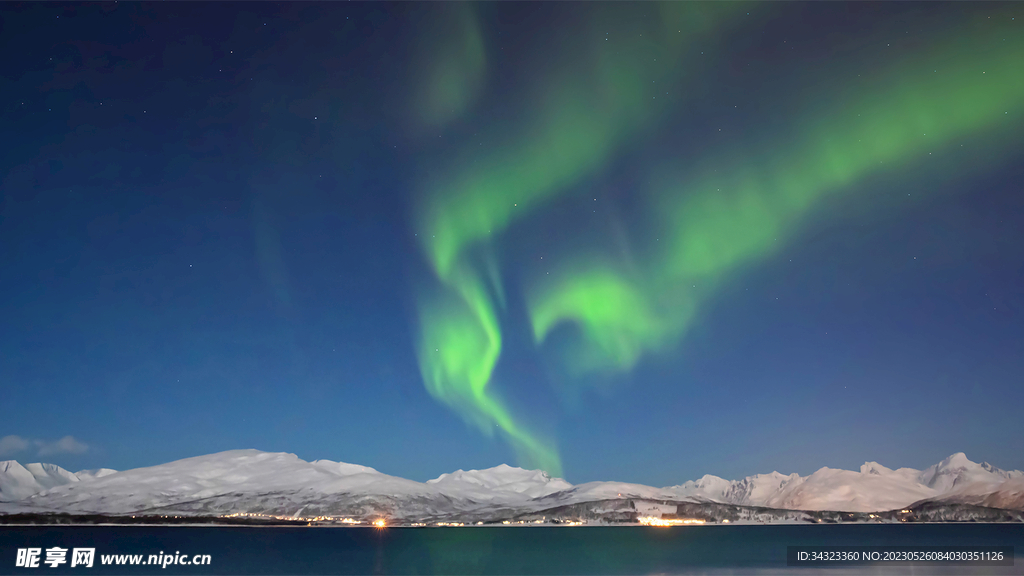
[1,2,1021,486]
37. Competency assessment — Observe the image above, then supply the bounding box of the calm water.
[1,524,1020,575]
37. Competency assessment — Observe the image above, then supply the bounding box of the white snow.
[533,480,679,507]
[24,463,79,490]
[0,461,47,502]
[670,471,804,507]
[760,466,937,513]
[427,464,572,499]
[1,450,1020,517]
[664,454,1024,513]
[916,452,1021,492]
[75,469,117,482]
[916,475,1024,511]
[310,459,379,476]
[0,461,96,501]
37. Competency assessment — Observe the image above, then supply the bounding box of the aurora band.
[528,25,1024,378]
[412,4,743,475]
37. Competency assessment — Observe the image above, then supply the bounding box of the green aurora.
[530,23,1024,378]
[412,7,1024,475]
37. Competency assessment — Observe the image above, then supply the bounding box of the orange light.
[373,519,387,528]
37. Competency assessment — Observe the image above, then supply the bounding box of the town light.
[638,516,706,526]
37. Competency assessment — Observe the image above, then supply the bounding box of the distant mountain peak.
[426,464,568,499]
[74,469,117,481]
[310,459,379,476]
[860,461,894,475]
[939,452,971,468]
[916,453,1017,493]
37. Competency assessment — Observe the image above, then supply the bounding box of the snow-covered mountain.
[917,452,1022,492]
[1,450,1020,522]
[757,466,937,512]
[4,451,436,518]
[669,471,802,505]
[909,454,1024,511]
[427,463,572,500]
[0,461,118,502]
[661,452,1023,513]
[73,468,117,481]
[532,481,680,507]
[0,451,577,521]
[917,477,1024,509]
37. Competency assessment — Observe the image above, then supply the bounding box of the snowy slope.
[0,461,94,501]
[668,474,735,502]
[914,477,1024,511]
[665,454,1023,513]
[1,461,120,502]
[10,450,435,516]
[968,478,1024,510]
[24,463,79,490]
[531,480,681,509]
[75,469,117,482]
[2,450,1021,518]
[427,464,572,500]
[762,467,938,512]
[0,461,45,502]
[3,451,581,520]
[669,472,803,506]
[916,452,1022,492]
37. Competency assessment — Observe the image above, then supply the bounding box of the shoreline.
[1,520,1020,528]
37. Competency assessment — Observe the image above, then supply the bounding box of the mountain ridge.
[1,450,1021,519]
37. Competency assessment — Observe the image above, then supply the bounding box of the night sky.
[2,2,1022,487]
